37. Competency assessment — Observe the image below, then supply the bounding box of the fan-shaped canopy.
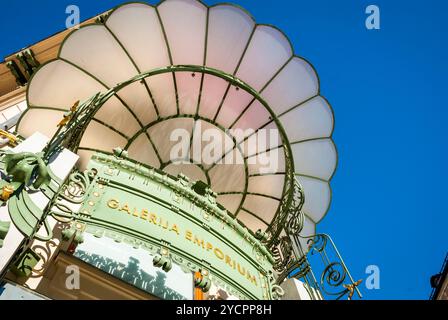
[17,0,337,237]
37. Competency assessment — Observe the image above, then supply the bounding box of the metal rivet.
[88,201,95,206]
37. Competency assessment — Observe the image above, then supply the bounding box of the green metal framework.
[55,152,276,300]
[17,0,338,237]
[1,0,364,300]
[34,65,301,247]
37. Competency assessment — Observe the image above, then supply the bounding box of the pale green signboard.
[72,153,274,300]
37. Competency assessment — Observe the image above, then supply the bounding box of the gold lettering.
[141,209,149,220]
[237,263,246,276]
[159,218,168,229]
[194,236,205,249]
[107,199,119,209]
[214,248,224,260]
[170,224,180,235]
[149,213,157,225]
[120,204,131,215]
[246,270,257,286]
[106,198,259,287]
[225,255,233,268]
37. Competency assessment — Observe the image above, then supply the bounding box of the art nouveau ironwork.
[0,0,358,300]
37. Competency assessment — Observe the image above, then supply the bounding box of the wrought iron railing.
[270,178,362,300]
[294,233,362,300]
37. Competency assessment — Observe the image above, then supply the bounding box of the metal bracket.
[16,49,40,78]
[6,60,27,87]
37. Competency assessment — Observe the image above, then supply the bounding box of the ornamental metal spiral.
[320,262,347,297]
[306,234,327,254]
[294,233,363,300]
[49,170,95,223]
[286,179,305,236]
[59,170,95,204]
[272,236,294,273]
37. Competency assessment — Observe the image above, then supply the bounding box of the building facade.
[0,0,360,300]
[430,254,448,300]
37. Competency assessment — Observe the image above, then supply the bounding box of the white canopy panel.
[17,0,337,236]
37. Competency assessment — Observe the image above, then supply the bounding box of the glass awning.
[16,0,336,237]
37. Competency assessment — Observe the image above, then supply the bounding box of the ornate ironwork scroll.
[264,178,305,250]
[267,178,362,300]
[268,179,305,274]
[37,66,299,251]
[49,170,95,224]
[288,233,363,300]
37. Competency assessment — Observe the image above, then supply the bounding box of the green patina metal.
[195,271,212,293]
[0,221,10,248]
[10,248,40,278]
[297,233,363,300]
[35,65,298,248]
[0,151,51,238]
[0,1,362,300]
[153,253,173,273]
[4,65,303,298]
[0,71,357,300]
[0,150,57,241]
[3,151,51,190]
[62,226,84,245]
[56,151,276,300]
[7,192,45,237]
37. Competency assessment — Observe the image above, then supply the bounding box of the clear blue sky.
[1,0,447,300]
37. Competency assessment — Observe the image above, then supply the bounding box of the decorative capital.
[255,229,269,242]
[195,269,212,293]
[271,284,285,300]
[153,248,172,273]
[62,228,84,245]
[113,147,129,159]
